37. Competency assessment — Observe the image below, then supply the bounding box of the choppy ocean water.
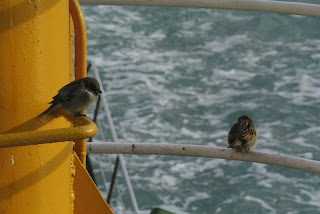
[82,2,320,213]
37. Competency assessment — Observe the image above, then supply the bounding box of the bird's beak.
[98,89,102,93]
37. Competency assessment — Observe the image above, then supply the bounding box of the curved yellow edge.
[0,116,97,149]
[70,0,87,80]
[70,0,88,165]
[72,152,114,214]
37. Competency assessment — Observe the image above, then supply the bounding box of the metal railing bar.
[79,0,320,18]
[89,64,122,206]
[87,142,320,174]
[93,96,101,123]
[107,156,120,204]
[92,63,140,214]
[92,64,119,142]
[85,62,97,181]
[97,119,127,212]
[96,119,113,202]
[88,61,100,142]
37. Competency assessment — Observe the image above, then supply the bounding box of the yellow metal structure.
[70,0,88,165]
[72,152,114,214]
[0,0,111,213]
[0,0,72,213]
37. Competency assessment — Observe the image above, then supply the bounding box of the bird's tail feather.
[37,104,56,119]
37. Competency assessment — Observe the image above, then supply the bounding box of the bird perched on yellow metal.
[228,115,257,153]
[37,77,102,118]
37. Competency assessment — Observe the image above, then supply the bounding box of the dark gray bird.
[37,77,102,118]
[228,115,257,153]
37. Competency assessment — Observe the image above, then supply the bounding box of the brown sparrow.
[228,115,257,152]
[37,77,102,118]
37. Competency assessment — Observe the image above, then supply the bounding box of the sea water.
[82,1,320,213]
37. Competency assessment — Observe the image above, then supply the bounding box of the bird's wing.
[228,123,240,147]
[49,79,82,104]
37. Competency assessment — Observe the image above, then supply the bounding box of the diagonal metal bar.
[92,63,140,214]
[97,119,127,211]
[107,156,120,204]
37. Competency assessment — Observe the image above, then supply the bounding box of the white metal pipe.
[92,65,140,214]
[87,142,320,174]
[93,63,119,143]
[79,0,320,18]
[97,119,127,210]
[96,120,113,200]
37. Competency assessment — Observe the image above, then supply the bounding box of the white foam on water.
[244,195,276,213]
[83,5,320,213]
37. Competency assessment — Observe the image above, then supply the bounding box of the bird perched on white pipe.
[228,115,258,153]
[37,77,102,118]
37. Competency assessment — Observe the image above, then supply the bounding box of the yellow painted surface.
[70,0,88,166]
[72,152,114,214]
[0,0,72,213]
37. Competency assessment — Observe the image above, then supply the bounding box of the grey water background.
[82,1,320,213]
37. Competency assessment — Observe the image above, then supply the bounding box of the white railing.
[92,64,140,214]
[87,142,320,174]
[79,0,320,18]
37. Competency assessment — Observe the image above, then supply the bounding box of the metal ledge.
[0,116,97,148]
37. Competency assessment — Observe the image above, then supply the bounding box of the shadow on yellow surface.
[0,142,71,201]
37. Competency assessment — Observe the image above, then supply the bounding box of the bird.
[37,77,102,118]
[228,115,258,153]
